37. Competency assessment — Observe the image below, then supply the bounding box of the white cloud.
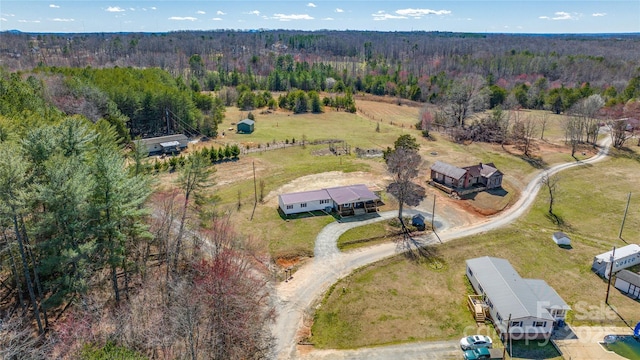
[106,6,125,13]
[18,19,41,23]
[395,8,451,17]
[217,10,226,15]
[372,11,407,21]
[52,18,74,22]
[49,4,60,8]
[0,17,7,21]
[247,10,260,16]
[151,7,156,10]
[335,8,344,13]
[129,8,135,11]
[592,13,606,17]
[168,16,197,21]
[212,17,223,21]
[307,3,316,7]
[540,11,578,21]
[197,10,205,15]
[322,17,334,21]
[272,13,314,21]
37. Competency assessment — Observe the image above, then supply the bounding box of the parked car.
[463,347,491,360]
[460,335,493,350]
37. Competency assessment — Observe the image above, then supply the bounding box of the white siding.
[278,197,333,215]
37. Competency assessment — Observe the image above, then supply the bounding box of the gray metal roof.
[279,184,379,206]
[279,189,331,205]
[466,257,566,321]
[616,269,640,286]
[138,134,188,146]
[325,184,379,205]
[431,161,467,180]
[238,119,255,126]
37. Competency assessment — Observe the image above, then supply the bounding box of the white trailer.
[592,244,640,279]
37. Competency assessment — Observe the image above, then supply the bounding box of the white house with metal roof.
[278,184,380,216]
[466,257,570,340]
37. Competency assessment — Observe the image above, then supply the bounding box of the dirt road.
[271,137,612,360]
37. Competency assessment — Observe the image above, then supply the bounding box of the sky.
[1,0,639,34]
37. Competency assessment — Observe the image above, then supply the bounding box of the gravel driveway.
[272,136,612,360]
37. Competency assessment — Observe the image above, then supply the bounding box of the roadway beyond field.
[271,137,612,360]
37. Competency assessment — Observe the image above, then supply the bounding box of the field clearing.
[311,148,640,352]
[219,106,415,150]
[172,98,614,261]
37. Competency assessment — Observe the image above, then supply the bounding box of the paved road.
[271,137,612,360]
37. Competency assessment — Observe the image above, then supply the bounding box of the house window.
[534,321,547,327]
[468,267,473,277]
[320,199,330,204]
[286,205,293,210]
[486,298,493,309]
[496,312,503,323]
[511,321,523,328]
[478,285,484,294]
[300,203,307,208]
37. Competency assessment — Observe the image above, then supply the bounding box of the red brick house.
[430,161,503,194]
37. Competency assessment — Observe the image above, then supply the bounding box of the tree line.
[0,68,274,359]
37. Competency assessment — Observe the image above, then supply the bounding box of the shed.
[614,270,640,299]
[552,232,571,246]
[411,214,426,230]
[592,244,640,279]
[237,119,255,134]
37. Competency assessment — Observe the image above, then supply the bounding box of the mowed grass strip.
[311,148,640,351]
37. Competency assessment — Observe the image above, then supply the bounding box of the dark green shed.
[237,119,255,134]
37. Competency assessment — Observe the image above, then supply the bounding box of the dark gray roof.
[616,270,640,286]
[431,161,467,180]
[138,134,188,146]
[466,257,568,321]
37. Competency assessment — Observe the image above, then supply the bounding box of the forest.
[1,29,640,359]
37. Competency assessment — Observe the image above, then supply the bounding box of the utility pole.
[431,195,436,230]
[605,246,616,305]
[250,161,257,221]
[619,192,631,239]
[503,314,512,360]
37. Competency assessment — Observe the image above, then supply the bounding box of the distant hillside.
[2,30,639,90]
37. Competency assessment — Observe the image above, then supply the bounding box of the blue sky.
[1,1,639,34]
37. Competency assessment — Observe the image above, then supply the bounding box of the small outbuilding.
[614,270,640,300]
[592,244,640,279]
[552,232,571,246]
[237,119,255,134]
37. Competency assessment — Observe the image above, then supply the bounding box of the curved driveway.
[272,137,611,360]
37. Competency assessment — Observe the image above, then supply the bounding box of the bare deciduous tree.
[541,172,560,220]
[441,75,488,128]
[386,147,426,222]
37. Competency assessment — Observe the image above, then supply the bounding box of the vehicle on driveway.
[463,347,505,359]
[463,347,491,360]
[460,335,493,350]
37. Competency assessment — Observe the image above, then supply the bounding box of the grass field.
[177,99,603,261]
[310,148,640,355]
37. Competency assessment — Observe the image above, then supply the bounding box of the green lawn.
[310,147,640,353]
